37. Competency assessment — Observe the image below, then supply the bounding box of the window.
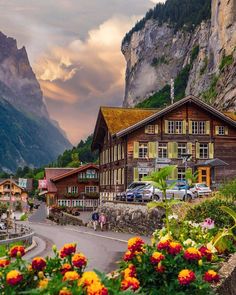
[199,143,208,159]
[158,143,167,158]
[138,172,148,181]
[177,168,185,180]
[67,186,78,194]
[138,143,148,158]
[146,125,155,134]
[86,170,97,178]
[178,143,187,158]
[218,126,225,135]
[85,186,98,193]
[168,121,183,134]
[192,121,206,134]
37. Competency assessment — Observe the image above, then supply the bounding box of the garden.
[0,166,235,294]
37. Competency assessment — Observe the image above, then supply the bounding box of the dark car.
[125,185,147,202]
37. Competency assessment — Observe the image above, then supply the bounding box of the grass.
[0,241,23,257]
[219,54,234,71]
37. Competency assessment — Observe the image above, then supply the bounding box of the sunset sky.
[0,0,164,144]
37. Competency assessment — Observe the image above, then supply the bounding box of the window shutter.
[206,121,210,135]
[114,170,117,184]
[145,126,149,134]
[225,126,229,135]
[215,126,219,135]
[172,142,178,158]
[118,169,121,184]
[155,125,159,134]
[195,142,200,159]
[118,144,121,160]
[188,120,192,134]
[122,168,125,185]
[187,142,192,155]
[67,186,71,193]
[133,142,139,158]
[209,143,214,159]
[183,120,187,134]
[167,142,173,158]
[169,167,178,180]
[148,142,157,159]
[133,167,139,181]
[164,120,168,134]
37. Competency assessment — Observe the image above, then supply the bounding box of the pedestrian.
[99,212,106,231]
[91,211,99,231]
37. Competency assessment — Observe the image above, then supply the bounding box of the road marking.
[64,227,128,243]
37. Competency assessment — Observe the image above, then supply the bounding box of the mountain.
[122,0,236,111]
[0,32,72,172]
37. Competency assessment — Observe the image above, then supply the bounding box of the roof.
[101,106,159,134]
[196,158,229,167]
[116,95,236,138]
[45,168,75,193]
[223,112,236,121]
[0,179,24,190]
[51,163,99,182]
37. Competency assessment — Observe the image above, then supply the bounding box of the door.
[198,167,211,187]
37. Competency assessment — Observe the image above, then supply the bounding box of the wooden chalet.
[92,95,236,200]
[43,164,99,208]
[0,179,28,205]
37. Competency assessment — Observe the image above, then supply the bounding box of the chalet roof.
[116,95,236,138]
[223,112,236,121]
[196,158,229,167]
[45,168,75,193]
[51,163,99,182]
[0,179,24,191]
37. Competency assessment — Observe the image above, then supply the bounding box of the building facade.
[92,96,236,200]
[43,164,99,208]
[0,179,28,205]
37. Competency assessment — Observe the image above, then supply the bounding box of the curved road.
[26,203,149,272]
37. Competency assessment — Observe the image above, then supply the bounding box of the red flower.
[167,242,182,255]
[123,264,136,278]
[0,259,10,268]
[199,246,212,261]
[32,257,46,271]
[60,243,76,258]
[150,252,165,264]
[6,270,23,286]
[123,250,135,261]
[127,237,144,252]
[72,253,87,268]
[9,245,25,258]
[178,269,196,285]
[157,238,170,251]
[60,263,72,275]
[203,270,220,283]
[121,277,140,291]
[155,262,165,273]
[184,247,201,261]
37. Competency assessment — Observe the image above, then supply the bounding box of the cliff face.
[0,32,72,171]
[122,0,236,111]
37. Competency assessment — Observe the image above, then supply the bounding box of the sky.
[0,0,165,145]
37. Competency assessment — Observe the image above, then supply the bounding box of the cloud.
[149,0,166,3]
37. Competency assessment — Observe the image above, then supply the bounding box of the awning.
[195,158,229,167]
[38,190,48,196]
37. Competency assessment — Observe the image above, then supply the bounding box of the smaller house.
[0,179,28,207]
[43,164,99,209]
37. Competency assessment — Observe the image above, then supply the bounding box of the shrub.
[185,198,236,228]
[219,54,234,71]
[219,179,236,200]
[20,213,28,221]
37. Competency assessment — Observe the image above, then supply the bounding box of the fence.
[57,198,99,210]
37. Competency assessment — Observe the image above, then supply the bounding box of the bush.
[185,198,236,228]
[219,179,236,200]
[219,54,234,71]
[20,213,28,221]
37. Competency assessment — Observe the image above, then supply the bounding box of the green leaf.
[220,206,236,225]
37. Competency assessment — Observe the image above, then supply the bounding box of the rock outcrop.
[122,0,236,111]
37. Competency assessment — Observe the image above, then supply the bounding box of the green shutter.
[155,125,159,134]
[133,142,139,158]
[215,126,219,135]
[225,126,229,135]
[195,142,200,159]
[188,120,192,134]
[133,167,139,181]
[164,120,168,134]
[169,167,178,180]
[206,121,210,135]
[148,142,157,159]
[209,143,214,159]
[167,142,172,158]
[183,120,186,134]
[187,142,192,155]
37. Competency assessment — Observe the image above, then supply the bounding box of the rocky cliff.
[122,0,236,111]
[0,32,72,171]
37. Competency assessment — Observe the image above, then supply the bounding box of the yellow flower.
[78,271,100,286]
[63,271,79,281]
[38,278,48,289]
[86,281,108,295]
[198,259,203,266]
[6,270,23,286]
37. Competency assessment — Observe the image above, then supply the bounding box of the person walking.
[91,211,99,231]
[99,212,106,231]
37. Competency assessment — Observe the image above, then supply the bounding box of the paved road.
[26,203,150,272]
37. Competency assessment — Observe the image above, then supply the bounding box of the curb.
[0,238,37,259]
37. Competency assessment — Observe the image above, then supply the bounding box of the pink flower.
[201,218,215,230]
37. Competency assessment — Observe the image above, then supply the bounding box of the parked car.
[133,184,161,202]
[116,181,151,201]
[193,183,212,197]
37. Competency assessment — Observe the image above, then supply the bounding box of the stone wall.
[96,201,164,236]
[217,253,236,295]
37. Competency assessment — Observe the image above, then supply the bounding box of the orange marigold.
[150,252,165,264]
[123,264,136,278]
[78,271,100,287]
[199,246,213,261]
[63,271,80,281]
[6,270,23,286]
[0,259,10,268]
[60,263,72,275]
[32,257,46,271]
[155,262,165,273]
[184,247,201,261]
[123,250,134,262]
[178,269,196,285]
[168,242,182,255]
[203,270,220,283]
[86,281,108,295]
[9,245,25,258]
[121,276,140,291]
[157,237,171,251]
[127,237,144,252]
[60,243,76,258]
[59,287,72,295]
[72,253,87,268]
[38,278,48,289]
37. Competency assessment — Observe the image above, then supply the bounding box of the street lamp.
[181,153,192,201]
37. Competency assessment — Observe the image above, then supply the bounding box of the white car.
[194,183,212,196]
